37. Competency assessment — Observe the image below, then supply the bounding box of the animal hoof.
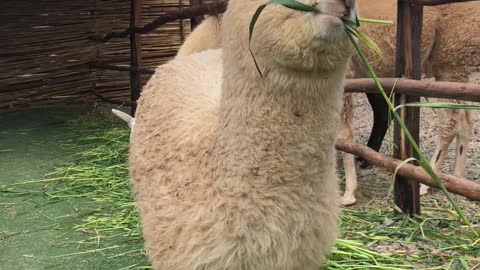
[419,184,430,196]
[341,196,357,207]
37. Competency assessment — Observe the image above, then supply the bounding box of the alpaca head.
[222,0,357,74]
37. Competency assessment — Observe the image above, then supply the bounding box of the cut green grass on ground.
[2,109,479,270]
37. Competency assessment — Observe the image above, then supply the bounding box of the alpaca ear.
[112,109,135,129]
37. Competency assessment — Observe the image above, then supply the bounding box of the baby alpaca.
[176,15,222,57]
[418,2,479,195]
[129,0,357,269]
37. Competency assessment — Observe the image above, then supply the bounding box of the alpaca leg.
[341,151,358,206]
[359,93,390,168]
[339,93,358,206]
[422,128,455,195]
[453,111,473,178]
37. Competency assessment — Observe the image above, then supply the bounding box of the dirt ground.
[342,93,480,214]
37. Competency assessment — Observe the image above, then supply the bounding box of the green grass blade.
[343,18,358,28]
[402,102,480,110]
[266,0,321,13]
[353,28,383,58]
[389,157,418,196]
[358,18,394,25]
[248,4,269,78]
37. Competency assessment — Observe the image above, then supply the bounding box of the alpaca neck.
[208,64,347,188]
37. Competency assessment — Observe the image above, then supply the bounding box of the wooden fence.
[0,0,191,109]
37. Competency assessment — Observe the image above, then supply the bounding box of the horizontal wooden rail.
[84,73,480,102]
[91,1,227,43]
[90,63,155,74]
[345,78,480,102]
[336,139,480,201]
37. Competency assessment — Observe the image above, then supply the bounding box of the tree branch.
[345,78,480,102]
[335,138,480,201]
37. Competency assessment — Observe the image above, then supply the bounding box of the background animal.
[351,0,478,195]
[176,15,222,57]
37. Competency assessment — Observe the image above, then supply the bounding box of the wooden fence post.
[190,0,204,30]
[130,0,143,115]
[393,0,423,215]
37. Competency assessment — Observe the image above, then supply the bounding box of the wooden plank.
[130,0,143,115]
[393,0,423,215]
[179,0,185,43]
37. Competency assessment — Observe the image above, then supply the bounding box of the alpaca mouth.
[343,7,356,20]
[310,13,351,42]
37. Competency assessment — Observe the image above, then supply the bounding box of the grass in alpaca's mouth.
[249,0,478,235]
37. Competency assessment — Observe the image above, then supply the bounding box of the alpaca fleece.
[129,0,356,269]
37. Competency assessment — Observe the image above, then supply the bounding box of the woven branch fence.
[0,0,213,110]
[1,0,477,110]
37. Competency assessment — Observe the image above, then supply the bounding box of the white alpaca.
[174,11,360,207]
[176,15,223,57]
[129,0,357,269]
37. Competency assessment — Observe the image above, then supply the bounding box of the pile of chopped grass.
[2,112,479,270]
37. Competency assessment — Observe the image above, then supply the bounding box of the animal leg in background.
[338,93,358,206]
[357,93,390,168]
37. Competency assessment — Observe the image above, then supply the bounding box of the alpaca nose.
[340,0,355,17]
[315,0,355,18]
[342,5,350,17]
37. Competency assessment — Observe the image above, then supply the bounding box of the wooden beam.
[190,0,205,30]
[393,0,423,215]
[422,0,478,6]
[335,139,480,201]
[344,78,480,102]
[130,0,143,115]
[179,0,186,43]
[90,63,155,75]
